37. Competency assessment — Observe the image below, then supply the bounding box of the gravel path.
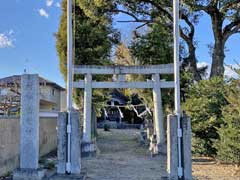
[82,129,168,180]
[82,129,240,180]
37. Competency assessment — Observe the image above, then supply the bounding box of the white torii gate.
[73,64,175,146]
[65,0,186,179]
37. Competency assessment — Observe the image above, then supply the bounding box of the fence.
[0,113,58,176]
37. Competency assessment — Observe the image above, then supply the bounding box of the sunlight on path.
[82,129,167,180]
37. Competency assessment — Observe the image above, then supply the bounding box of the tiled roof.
[0,75,65,91]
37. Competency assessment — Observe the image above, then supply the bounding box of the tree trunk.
[210,39,225,78]
[209,9,225,78]
[188,43,202,81]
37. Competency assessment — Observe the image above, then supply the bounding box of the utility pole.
[173,0,183,178]
[66,0,73,174]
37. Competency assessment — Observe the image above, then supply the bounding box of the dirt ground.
[83,129,240,180]
[1,129,239,180]
[192,157,240,180]
[82,129,168,180]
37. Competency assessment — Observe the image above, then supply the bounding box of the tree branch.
[221,1,240,13]
[117,20,152,23]
[180,28,192,45]
[223,23,240,42]
[136,22,150,29]
[223,18,240,34]
[133,0,173,21]
[112,9,140,21]
[181,13,195,39]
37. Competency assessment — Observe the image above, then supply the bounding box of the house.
[0,75,66,115]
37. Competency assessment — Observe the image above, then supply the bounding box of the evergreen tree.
[56,0,116,112]
[56,0,113,78]
[130,23,174,110]
[183,78,227,155]
[215,80,240,164]
[130,24,173,66]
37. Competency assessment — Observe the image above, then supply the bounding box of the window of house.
[52,88,55,96]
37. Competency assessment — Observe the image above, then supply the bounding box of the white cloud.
[0,31,14,48]
[38,8,49,18]
[197,61,239,79]
[224,65,239,79]
[46,0,54,7]
[55,2,61,8]
[197,62,209,69]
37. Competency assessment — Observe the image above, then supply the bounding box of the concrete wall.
[39,117,58,156]
[0,116,57,176]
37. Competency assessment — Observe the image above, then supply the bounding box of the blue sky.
[0,0,63,86]
[0,1,239,87]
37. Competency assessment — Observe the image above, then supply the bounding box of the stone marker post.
[57,112,67,174]
[13,74,45,180]
[167,114,178,180]
[57,111,81,174]
[182,115,192,180]
[70,112,81,174]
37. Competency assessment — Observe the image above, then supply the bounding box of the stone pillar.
[57,112,81,174]
[91,107,97,140]
[167,114,178,180]
[182,115,192,180]
[152,74,165,152]
[13,74,45,180]
[83,73,92,143]
[57,112,67,174]
[82,74,96,157]
[70,112,81,174]
[118,74,125,124]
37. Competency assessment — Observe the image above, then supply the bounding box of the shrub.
[214,80,240,164]
[183,77,227,156]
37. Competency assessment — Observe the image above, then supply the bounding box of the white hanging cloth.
[145,105,152,116]
[117,106,124,118]
[131,105,152,118]
[103,108,108,118]
[131,105,140,117]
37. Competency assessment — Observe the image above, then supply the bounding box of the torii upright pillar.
[83,73,92,143]
[152,73,166,153]
[82,73,96,156]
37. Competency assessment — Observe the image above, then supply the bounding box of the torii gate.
[74,64,174,148]
[63,0,190,179]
